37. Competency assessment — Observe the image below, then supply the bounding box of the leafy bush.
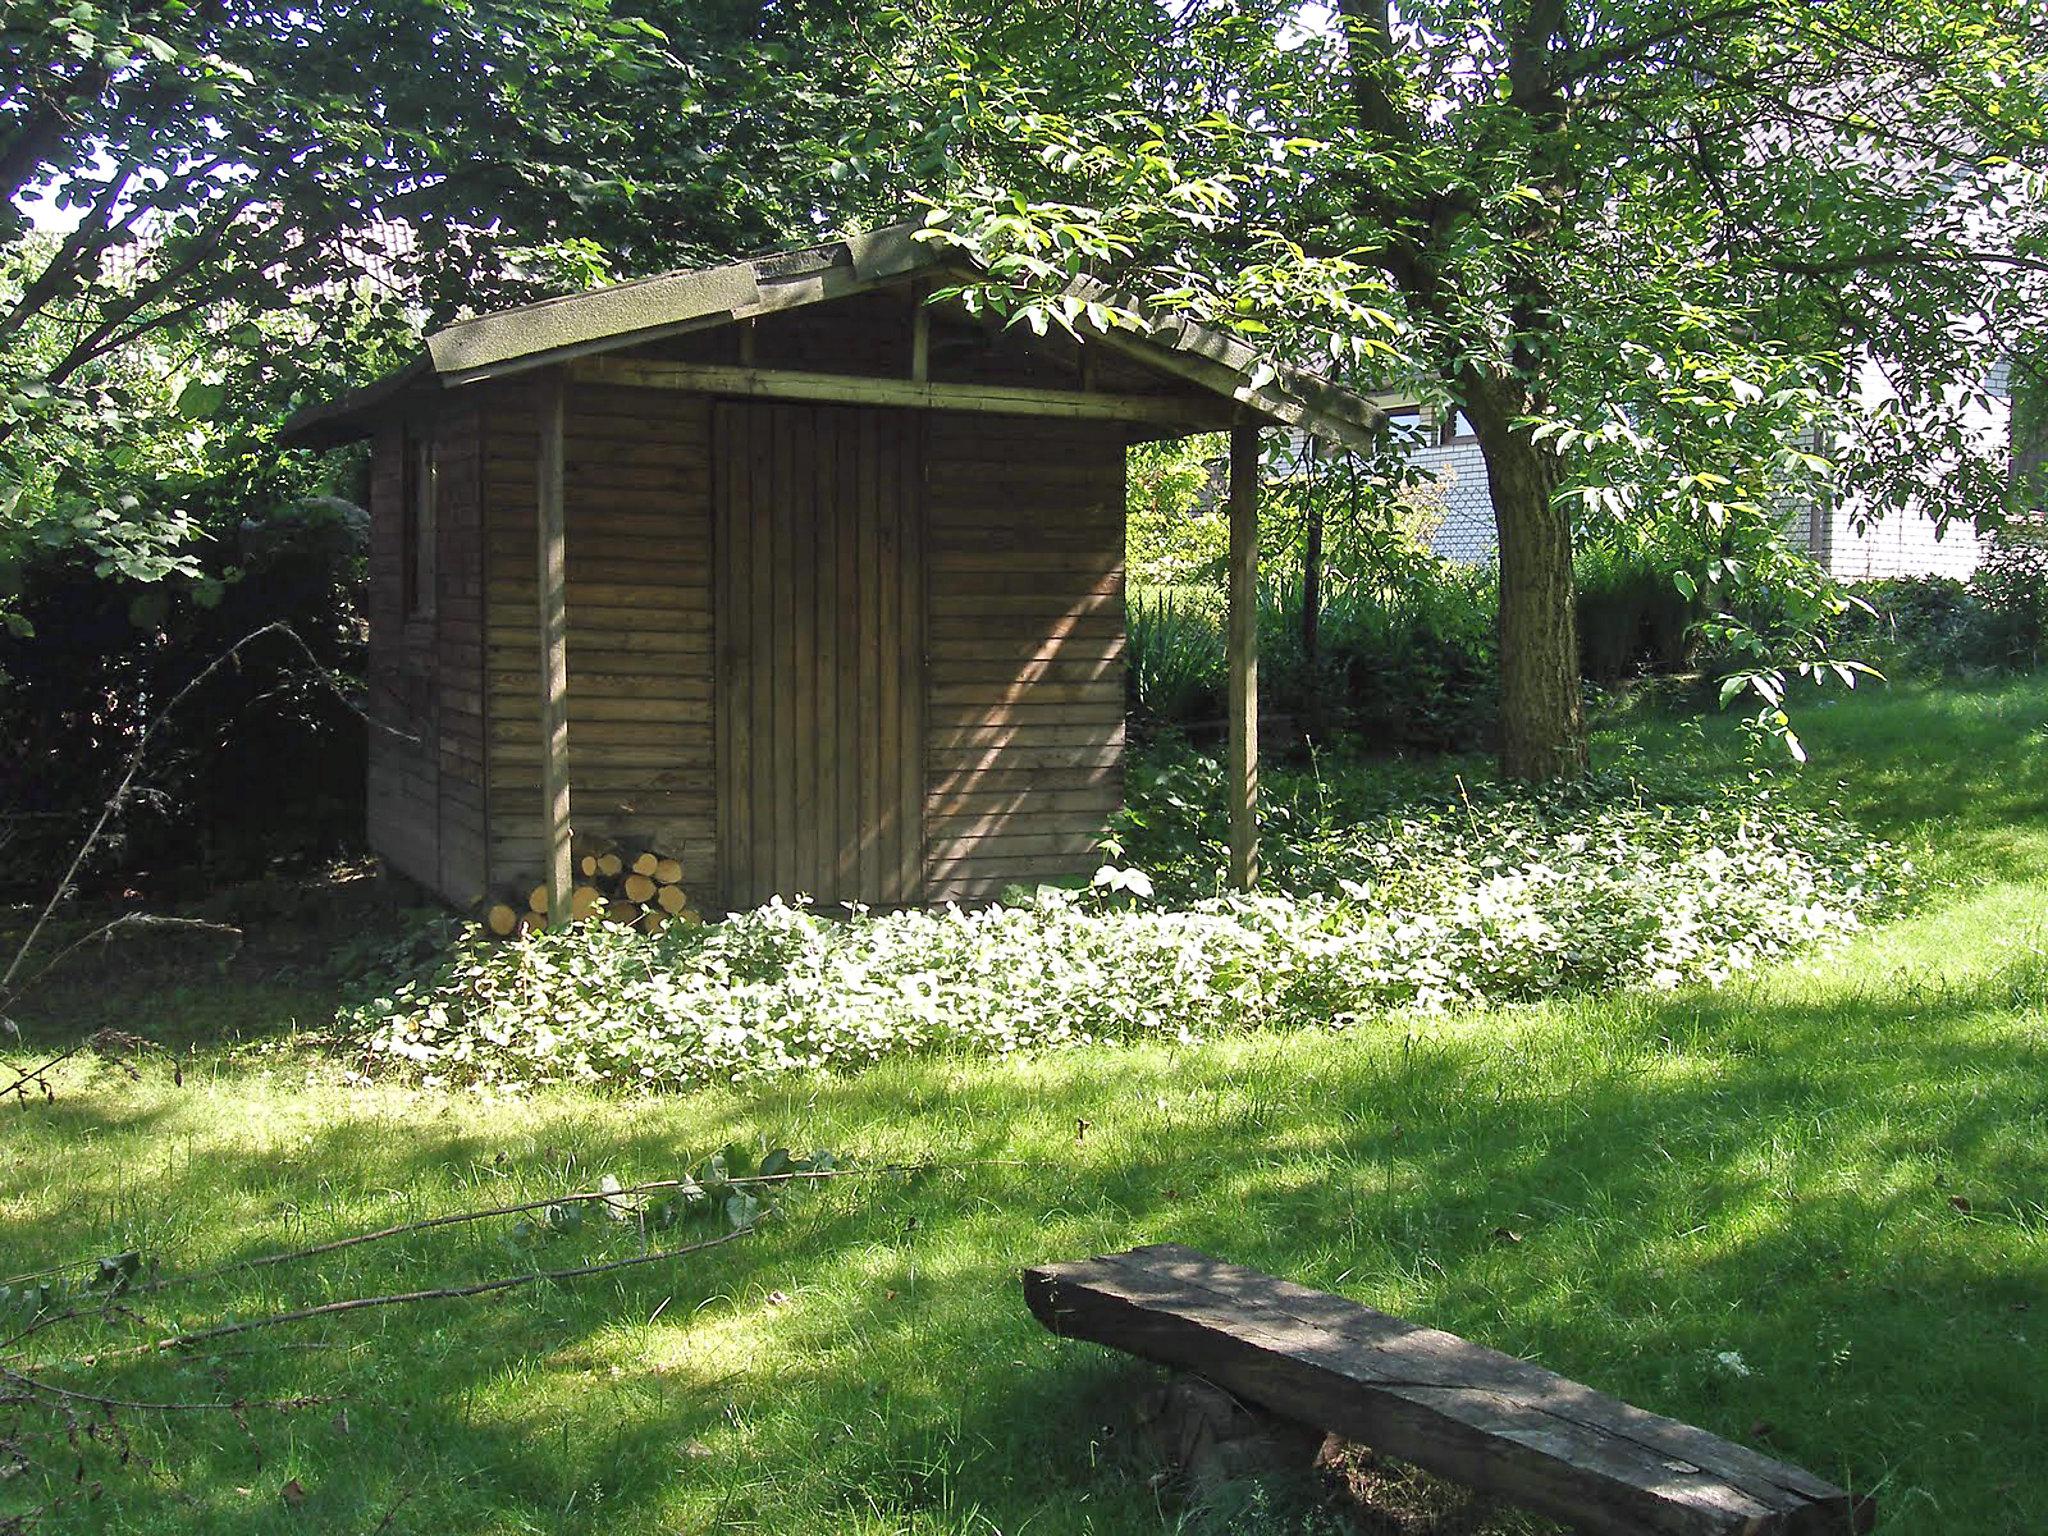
[343,755,1906,1093]
[0,494,368,891]
[1831,532,2048,678]
[1575,539,1698,684]
[1970,527,2048,670]
[1128,591,1227,729]
[1271,568,1498,749]
[1127,435,1228,587]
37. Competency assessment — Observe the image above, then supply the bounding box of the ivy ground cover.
[344,740,1907,1093]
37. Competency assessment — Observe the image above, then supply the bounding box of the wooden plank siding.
[364,419,441,890]
[714,402,925,909]
[432,396,489,904]
[479,379,719,895]
[366,405,492,901]
[387,336,1128,913]
[921,414,1127,903]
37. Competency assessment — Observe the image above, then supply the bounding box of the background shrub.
[1574,539,1698,684]
[1826,528,2048,677]
[1127,589,1226,731]
[1127,569,1499,753]
[1129,541,1709,752]
[0,493,368,894]
[1970,526,2048,670]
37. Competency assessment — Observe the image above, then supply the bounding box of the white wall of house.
[1384,382,2009,583]
[1403,436,1498,564]
[1799,501,1983,581]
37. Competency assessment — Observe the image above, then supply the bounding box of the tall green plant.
[1126,592,1225,728]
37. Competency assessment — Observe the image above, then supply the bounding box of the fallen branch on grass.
[126,1225,756,1357]
[134,1162,902,1296]
[0,1148,833,1529]
[0,1027,161,1104]
[0,1362,334,1416]
[1,915,241,1039]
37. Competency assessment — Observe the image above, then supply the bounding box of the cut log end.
[485,904,520,937]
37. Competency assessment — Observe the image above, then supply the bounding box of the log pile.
[484,841,701,938]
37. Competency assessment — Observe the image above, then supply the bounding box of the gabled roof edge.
[282,222,1389,453]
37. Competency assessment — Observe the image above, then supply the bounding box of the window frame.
[400,424,438,621]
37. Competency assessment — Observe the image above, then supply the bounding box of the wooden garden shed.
[283,223,1386,918]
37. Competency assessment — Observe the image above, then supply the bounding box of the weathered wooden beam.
[1025,1245,1871,1536]
[1227,425,1260,891]
[910,286,931,384]
[567,356,1235,430]
[535,368,573,928]
[1075,323,1409,457]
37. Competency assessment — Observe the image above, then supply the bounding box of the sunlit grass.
[3,674,2046,1533]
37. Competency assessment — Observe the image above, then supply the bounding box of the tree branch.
[129,1226,757,1357]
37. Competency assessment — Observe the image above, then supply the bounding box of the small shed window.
[402,428,437,618]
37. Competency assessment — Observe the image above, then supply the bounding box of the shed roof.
[281,222,1389,451]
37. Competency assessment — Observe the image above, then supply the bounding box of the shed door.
[714,402,925,909]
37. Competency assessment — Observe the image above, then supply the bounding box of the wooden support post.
[909,286,930,383]
[1227,425,1260,891]
[535,369,573,927]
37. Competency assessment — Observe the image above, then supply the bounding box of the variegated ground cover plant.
[342,747,1908,1092]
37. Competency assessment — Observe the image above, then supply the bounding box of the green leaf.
[174,379,225,420]
[127,589,170,629]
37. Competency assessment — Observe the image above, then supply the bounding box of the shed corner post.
[536,367,573,927]
[1227,423,1260,891]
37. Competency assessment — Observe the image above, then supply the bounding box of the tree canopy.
[0,0,907,614]
[4,0,2045,767]
[897,0,2048,769]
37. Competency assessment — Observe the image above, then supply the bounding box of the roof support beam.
[567,356,1237,430]
[1077,322,1404,457]
[1228,425,1261,891]
[535,368,574,928]
[910,285,930,383]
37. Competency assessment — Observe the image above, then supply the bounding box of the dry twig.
[127,1225,755,1357]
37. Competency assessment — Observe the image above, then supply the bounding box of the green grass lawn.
[4,676,2046,1534]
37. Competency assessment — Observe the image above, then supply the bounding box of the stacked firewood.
[485,841,700,937]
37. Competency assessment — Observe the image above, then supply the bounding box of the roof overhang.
[280,222,1389,453]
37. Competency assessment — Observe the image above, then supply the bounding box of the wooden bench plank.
[1023,1244,1870,1536]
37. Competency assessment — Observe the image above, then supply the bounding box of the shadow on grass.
[6,943,2046,1533]
[5,673,2047,1533]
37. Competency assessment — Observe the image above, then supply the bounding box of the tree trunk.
[1481,427,1586,780]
